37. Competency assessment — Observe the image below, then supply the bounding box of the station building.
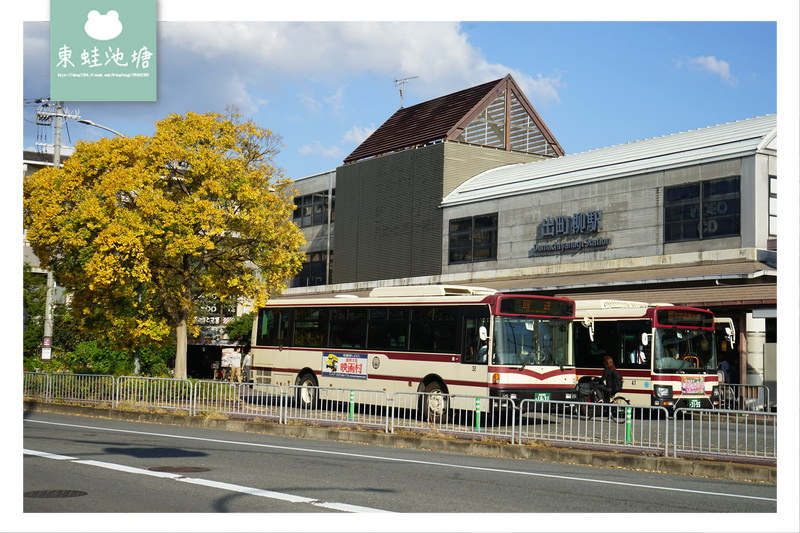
[286,75,777,404]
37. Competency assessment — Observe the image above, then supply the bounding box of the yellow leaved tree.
[24,110,305,379]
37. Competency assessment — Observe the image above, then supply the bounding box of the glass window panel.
[294,308,328,347]
[369,307,387,320]
[703,177,739,198]
[449,217,473,233]
[474,213,497,229]
[388,308,409,321]
[665,183,700,203]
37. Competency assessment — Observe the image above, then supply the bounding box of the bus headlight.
[653,385,673,399]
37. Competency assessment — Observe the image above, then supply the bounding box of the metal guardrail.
[22,373,777,463]
[518,400,671,455]
[285,385,390,432]
[391,392,516,442]
[51,373,116,406]
[192,381,283,422]
[717,384,771,412]
[672,408,777,460]
[23,372,51,401]
[116,376,193,413]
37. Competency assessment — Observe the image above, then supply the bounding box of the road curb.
[23,401,776,484]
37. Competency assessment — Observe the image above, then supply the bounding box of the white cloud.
[298,141,341,159]
[687,55,738,87]
[342,124,375,145]
[159,21,565,110]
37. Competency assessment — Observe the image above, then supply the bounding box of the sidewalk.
[23,401,776,484]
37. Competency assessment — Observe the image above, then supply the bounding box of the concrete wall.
[292,171,335,255]
[334,143,546,284]
[442,155,763,275]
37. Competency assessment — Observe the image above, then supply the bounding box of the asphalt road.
[23,411,777,520]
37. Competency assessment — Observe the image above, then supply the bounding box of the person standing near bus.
[229,347,242,383]
[242,349,252,383]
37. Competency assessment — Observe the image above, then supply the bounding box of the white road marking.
[22,448,77,461]
[23,446,392,513]
[25,419,777,503]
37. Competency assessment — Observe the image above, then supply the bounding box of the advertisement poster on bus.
[322,352,368,380]
[681,376,705,395]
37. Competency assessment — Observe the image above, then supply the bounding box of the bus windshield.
[493,316,572,367]
[653,327,716,373]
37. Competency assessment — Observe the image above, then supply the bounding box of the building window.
[664,177,740,243]
[448,213,498,264]
[293,189,334,228]
[291,250,332,287]
[768,175,777,237]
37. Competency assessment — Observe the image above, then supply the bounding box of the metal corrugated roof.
[474,260,774,292]
[556,284,776,309]
[441,114,777,207]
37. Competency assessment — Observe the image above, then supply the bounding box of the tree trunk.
[174,318,188,379]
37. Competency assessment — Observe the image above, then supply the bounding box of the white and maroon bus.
[250,285,577,415]
[572,300,722,410]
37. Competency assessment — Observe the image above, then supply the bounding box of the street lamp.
[77,119,127,138]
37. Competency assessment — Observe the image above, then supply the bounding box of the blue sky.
[20,6,787,183]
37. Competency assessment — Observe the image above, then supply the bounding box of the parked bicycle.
[575,378,631,423]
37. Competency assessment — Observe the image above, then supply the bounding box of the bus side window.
[258,308,291,347]
[587,321,615,365]
[619,321,649,368]
[462,317,488,365]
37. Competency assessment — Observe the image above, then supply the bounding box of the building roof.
[343,74,564,164]
[441,114,777,207]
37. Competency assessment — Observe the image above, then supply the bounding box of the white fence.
[285,386,390,431]
[717,384,772,412]
[391,392,516,442]
[23,372,777,463]
[673,408,777,460]
[518,400,671,455]
[193,381,283,422]
[117,376,193,413]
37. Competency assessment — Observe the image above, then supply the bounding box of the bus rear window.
[656,309,713,328]
[498,297,574,318]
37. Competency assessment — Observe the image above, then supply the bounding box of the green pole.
[474,397,482,431]
[625,406,633,443]
[348,390,355,421]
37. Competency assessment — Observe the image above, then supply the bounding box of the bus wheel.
[296,372,317,408]
[422,381,448,424]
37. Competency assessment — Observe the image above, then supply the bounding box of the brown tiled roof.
[343,75,563,163]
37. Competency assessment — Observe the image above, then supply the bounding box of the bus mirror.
[725,327,735,347]
[641,333,649,346]
[479,326,488,342]
[582,317,595,342]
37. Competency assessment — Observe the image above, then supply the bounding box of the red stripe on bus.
[251,346,461,363]
[490,367,575,380]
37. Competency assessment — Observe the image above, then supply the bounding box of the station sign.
[531,210,611,255]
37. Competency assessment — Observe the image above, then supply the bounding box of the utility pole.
[34,99,79,360]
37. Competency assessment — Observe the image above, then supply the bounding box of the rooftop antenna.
[393,76,419,108]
